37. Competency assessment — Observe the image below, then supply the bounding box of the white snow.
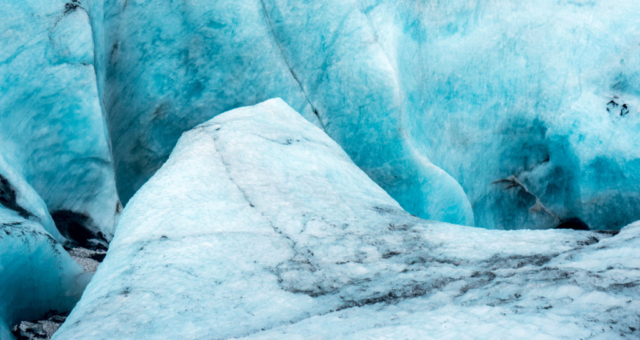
[55,100,640,340]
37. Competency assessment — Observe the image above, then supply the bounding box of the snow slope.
[55,100,640,339]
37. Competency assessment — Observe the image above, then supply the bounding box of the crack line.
[258,0,325,130]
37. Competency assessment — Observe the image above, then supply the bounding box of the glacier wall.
[1,0,638,243]
[363,0,640,230]
[0,0,121,242]
[83,0,640,230]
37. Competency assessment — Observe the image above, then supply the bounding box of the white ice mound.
[0,210,88,340]
[55,99,640,339]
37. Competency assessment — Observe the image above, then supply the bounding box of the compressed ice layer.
[55,100,640,340]
[360,0,640,230]
[0,0,121,241]
[3,0,637,232]
[91,0,640,230]
[0,210,88,340]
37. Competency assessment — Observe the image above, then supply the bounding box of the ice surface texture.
[89,0,640,229]
[0,0,121,241]
[54,100,640,339]
[363,0,640,230]
[0,210,88,340]
[0,141,89,340]
[4,0,639,230]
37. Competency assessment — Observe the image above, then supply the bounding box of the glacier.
[2,0,640,338]
[81,0,640,230]
[3,0,639,230]
[54,100,640,340]
[0,0,121,244]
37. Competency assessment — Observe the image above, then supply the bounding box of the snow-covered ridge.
[54,100,640,339]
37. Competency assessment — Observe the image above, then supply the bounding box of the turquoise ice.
[3,0,639,230]
[0,155,89,339]
[0,0,120,242]
[2,1,640,338]
[0,210,88,340]
[86,0,640,229]
[365,0,640,230]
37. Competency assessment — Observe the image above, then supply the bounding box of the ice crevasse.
[54,100,640,340]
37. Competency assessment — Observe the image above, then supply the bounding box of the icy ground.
[53,100,640,340]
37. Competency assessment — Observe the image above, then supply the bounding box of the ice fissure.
[258,0,325,130]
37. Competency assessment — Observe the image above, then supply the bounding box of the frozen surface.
[55,100,640,340]
[241,223,640,339]
[0,209,88,340]
[0,0,121,241]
